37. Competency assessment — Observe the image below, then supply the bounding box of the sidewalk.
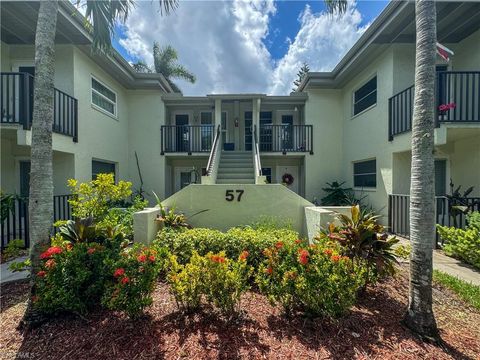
[0,256,29,285]
[396,237,480,286]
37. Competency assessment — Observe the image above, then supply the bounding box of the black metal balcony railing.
[1,194,72,250]
[388,71,480,140]
[388,194,480,247]
[161,125,215,154]
[259,124,313,154]
[1,72,78,141]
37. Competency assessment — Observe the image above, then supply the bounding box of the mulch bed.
[1,266,479,360]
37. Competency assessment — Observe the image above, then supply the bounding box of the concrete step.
[217,167,254,174]
[219,161,253,167]
[216,178,255,184]
[217,172,254,179]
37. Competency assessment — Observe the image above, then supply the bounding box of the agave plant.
[316,205,399,284]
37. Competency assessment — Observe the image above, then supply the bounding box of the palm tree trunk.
[403,0,439,341]
[22,0,58,327]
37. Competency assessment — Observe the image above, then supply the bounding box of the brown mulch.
[1,266,479,360]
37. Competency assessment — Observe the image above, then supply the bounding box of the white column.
[214,98,222,129]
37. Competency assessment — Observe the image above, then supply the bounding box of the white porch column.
[252,97,261,133]
[214,98,222,129]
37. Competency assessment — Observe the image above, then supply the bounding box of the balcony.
[161,124,313,154]
[161,125,215,154]
[258,124,313,154]
[1,72,78,141]
[388,71,480,140]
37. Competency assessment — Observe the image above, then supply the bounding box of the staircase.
[216,151,255,184]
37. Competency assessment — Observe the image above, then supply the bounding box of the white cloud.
[269,3,369,94]
[117,1,369,95]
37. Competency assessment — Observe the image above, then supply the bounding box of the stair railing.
[202,125,221,184]
[253,125,265,184]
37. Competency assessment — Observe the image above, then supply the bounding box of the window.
[353,159,376,188]
[92,160,115,180]
[91,77,117,117]
[353,76,377,116]
[261,167,272,184]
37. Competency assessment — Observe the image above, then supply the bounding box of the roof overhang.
[1,1,174,93]
[299,1,480,91]
[162,93,308,106]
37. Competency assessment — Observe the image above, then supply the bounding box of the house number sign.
[225,189,244,202]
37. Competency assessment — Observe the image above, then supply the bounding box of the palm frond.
[132,61,153,73]
[171,64,196,83]
[158,0,179,15]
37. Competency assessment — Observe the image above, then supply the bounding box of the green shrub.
[102,244,165,318]
[34,242,113,315]
[166,252,205,313]
[437,212,480,269]
[203,251,252,316]
[256,240,365,317]
[99,196,148,239]
[166,251,252,316]
[1,239,27,262]
[155,226,299,270]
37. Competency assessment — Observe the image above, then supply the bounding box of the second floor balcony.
[160,124,313,155]
[388,71,480,140]
[1,72,78,142]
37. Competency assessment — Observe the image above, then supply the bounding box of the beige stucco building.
[1,1,479,241]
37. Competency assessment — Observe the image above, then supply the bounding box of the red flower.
[331,255,341,262]
[137,254,147,262]
[66,243,73,251]
[342,256,350,262]
[87,248,96,255]
[239,251,249,261]
[114,268,125,278]
[210,255,226,264]
[265,267,273,275]
[323,249,333,256]
[148,255,156,262]
[275,241,284,249]
[32,295,39,303]
[37,270,46,278]
[45,259,56,269]
[40,246,63,259]
[298,249,309,265]
[295,239,302,244]
[121,276,130,284]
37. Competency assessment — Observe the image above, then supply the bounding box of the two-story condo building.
[1,1,479,243]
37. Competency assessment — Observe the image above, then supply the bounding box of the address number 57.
[225,189,244,202]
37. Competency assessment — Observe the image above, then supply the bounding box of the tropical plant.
[25,0,177,327]
[256,239,365,317]
[292,62,310,92]
[0,191,17,225]
[133,42,196,93]
[445,181,479,227]
[437,212,480,269]
[321,181,354,205]
[316,205,399,285]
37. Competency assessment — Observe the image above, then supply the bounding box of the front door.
[276,165,299,194]
[175,114,189,152]
[281,115,294,151]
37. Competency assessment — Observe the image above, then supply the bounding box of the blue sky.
[115,0,390,95]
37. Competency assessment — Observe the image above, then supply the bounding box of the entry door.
[281,115,294,151]
[175,114,189,152]
[276,166,299,194]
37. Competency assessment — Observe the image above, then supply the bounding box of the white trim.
[91,75,117,118]
[11,61,34,72]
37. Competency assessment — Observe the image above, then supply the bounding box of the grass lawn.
[1,265,479,360]
[433,270,480,310]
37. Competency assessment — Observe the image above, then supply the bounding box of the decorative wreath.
[282,173,294,186]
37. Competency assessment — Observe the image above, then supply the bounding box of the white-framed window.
[91,76,117,117]
[353,76,377,116]
[353,159,376,188]
[92,159,116,181]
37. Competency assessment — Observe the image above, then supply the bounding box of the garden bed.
[1,265,479,360]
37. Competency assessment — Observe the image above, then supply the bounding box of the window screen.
[353,76,377,115]
[353,159,376,188]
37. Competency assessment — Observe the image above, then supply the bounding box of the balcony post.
[22,74,31,130]
[160,126,164,155]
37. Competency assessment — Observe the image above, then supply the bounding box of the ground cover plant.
[433,270,480,310]
[437,211,480,269]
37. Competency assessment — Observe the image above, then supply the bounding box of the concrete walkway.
[433,250,480,286]
[0,256,29,285]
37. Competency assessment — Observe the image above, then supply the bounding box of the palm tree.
[324,0,439,340]
[133,42,196,93]
[402,0,439,340]
[23,0,178,327]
